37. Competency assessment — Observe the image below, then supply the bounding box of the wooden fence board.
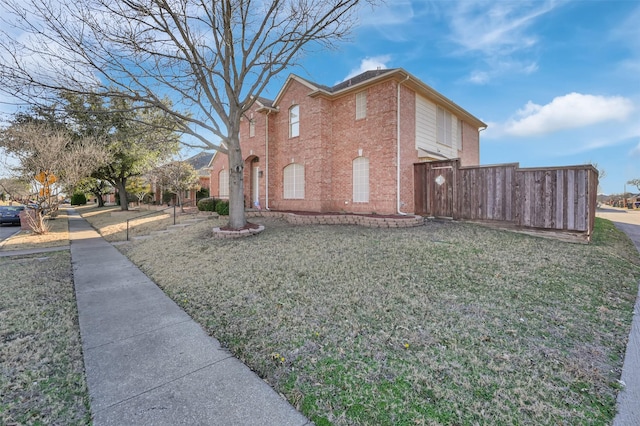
[555,170,564,230]
[567,170,576,230]
[414,161,598,240]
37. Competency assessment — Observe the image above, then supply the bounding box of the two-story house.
[209,68,486,215]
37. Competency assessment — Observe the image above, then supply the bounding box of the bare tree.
[0,0,374,229]
[0,177,31,202]
[628,179,640,193]
[153,161,199,213]
[0,121,109,233]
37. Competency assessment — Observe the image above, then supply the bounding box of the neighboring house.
[184,151,214,203]
[209,68,487,215]
[151,152,214,205]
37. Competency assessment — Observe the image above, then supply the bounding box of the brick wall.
[329,80,399,213]
[209,74,481,215]
[399,84,417,213]
[458,121,480,166]
[209,152,225,199]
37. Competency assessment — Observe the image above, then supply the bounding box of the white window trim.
[283,163,304,199]
[289,105,300,138]
[437,106,452,147]
[355,91,367,120]
[249,119,255,138]
[219,169,229,199]
[352,156,369,203]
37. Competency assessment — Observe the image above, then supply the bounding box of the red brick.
[210,71,482,215]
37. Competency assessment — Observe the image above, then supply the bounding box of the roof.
[256,97,275,108]
[185,152,215,170]
[265,68,486,129]
[330,68,397,92]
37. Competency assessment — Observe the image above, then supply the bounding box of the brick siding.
[210,72,482,214]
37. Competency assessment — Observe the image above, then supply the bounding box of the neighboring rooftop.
[186,152,214,170]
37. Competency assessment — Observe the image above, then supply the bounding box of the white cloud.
[465,60,538,85]
[610,4,640,75]
[468,70,489,85]
[357,1,415,27]
[445,0,563,83]
[448,0,559,56]
[341,55,391,82]
[501,93,634,137]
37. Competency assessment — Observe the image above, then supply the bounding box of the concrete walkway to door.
[596,207,640,425]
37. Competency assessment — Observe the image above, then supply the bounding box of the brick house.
[184,151,214,204]
[150,151,214,205]
[209,68,486,215]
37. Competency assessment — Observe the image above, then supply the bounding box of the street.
[0,224,20,243]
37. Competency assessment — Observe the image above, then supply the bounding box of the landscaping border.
[246,210,425,228]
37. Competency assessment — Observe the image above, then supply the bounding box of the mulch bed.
[219,222,262,231]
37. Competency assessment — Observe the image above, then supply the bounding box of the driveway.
[596,207,640,425]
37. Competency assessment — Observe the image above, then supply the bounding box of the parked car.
[0,205,26,225]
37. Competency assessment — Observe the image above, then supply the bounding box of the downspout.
[478,126,487,164]
[397,75,411,215]
[265,111,270,210]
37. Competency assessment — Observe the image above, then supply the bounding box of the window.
[289,105,299,138]
[249,119,255,138]
[283,163,304,199]
[352,157,369,203]
[355,91,367,120]
[218,169,229,198]
[437,106,452,147]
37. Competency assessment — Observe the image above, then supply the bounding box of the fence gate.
[414,159,598,241]
[415,160,457,218]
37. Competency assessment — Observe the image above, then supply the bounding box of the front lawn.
[0,250,90,425]
[102,214,640,425]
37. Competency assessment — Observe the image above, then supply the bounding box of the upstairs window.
[249,119,255,137]
[355,91,367,120]
[218,169,229,198]
[289,105,299,138]
[437,106,452,147]
[352,157,369,203]
[283,163,304,199]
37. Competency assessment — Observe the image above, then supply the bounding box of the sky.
[259,0,639,195]
[1,0,638,195]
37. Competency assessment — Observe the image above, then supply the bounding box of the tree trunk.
[116,178,128,211]
[227,135,246,229]
[177,192,184,213]
[93,192,105,207]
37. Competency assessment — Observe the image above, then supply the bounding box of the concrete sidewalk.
[68,209,310,425]
[597,209,640,425]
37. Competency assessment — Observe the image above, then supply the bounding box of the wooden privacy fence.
[414,160,599,241]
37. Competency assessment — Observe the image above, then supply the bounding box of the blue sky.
[259,0,639,195]
[1,1,638,195]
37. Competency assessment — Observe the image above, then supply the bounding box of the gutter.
[397,75,410,215]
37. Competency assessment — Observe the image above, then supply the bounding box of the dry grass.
[102,214,640,425]
[0,250,90,425]
[74,204,198,242]
[0,210,70,251]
